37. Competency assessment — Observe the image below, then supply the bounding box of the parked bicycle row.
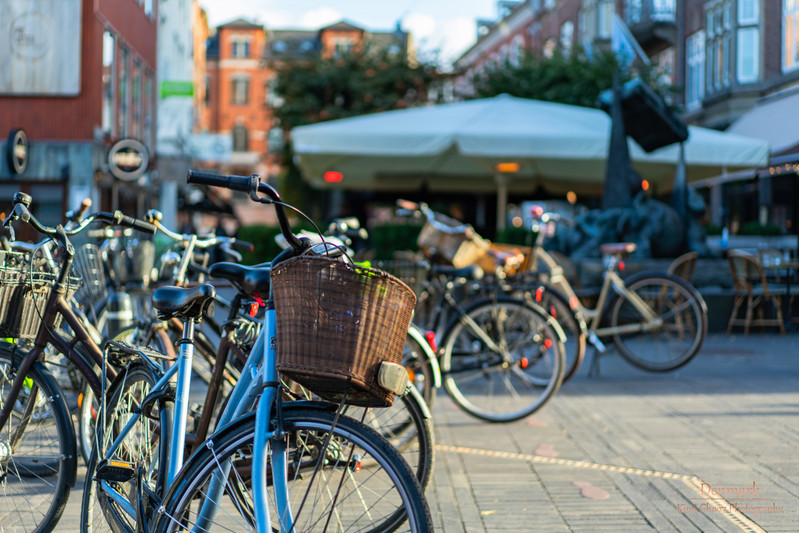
[0,170,708,533]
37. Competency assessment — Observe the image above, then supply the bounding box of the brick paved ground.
[39,332,799,531]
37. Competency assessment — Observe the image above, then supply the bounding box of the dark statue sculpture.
[548,191,707,259]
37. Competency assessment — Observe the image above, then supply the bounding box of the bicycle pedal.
[95,458,136,482]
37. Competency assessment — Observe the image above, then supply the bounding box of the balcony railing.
[624,0,676,26]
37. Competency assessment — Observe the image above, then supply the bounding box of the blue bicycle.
[83,172,433,532]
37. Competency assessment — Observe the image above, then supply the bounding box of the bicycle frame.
[528,239,661,341]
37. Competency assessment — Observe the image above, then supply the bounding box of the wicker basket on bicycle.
[0,250,80,339]
[416,213,490,268]
[271,255,417,408]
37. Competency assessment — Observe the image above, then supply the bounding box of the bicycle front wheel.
[611,274,707,372]
[154,407,433,533]
[81,362,163,533]
[0,344,76,533]
[440,297,565,423]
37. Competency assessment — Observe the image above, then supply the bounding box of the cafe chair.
[667,251,699,285]
[726,249,786,335]
[666,251,700,341]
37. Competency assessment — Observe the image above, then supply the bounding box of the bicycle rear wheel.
[154,407,433,533]
[611,274,707,372]
[440,297,565,423]
[0,344,76,533]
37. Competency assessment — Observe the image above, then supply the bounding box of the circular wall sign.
[7,129,29,175]
[108,139,149,182]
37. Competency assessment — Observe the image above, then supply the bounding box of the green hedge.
[494,226,535,246]
[369,222,424,259]
[737,221,784,236]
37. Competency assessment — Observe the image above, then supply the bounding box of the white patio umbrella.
[292,94,769,227]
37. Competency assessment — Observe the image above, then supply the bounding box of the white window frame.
[737,0,759,25]
[784,0,799,72]
[736,26,759,83]
[686,30,705,110]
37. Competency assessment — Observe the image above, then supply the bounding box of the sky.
[198,0,499,65]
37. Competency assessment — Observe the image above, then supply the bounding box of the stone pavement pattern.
[49,333,799,531]
[427,333,799,532]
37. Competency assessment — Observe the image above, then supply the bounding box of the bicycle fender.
[406,324,441,389]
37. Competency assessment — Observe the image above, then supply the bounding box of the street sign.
[108,138,149,181]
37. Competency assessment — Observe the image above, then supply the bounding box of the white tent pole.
[495,172,508,232]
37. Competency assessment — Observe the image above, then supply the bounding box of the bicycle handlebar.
[187,170,303,251]
[395,199,474,236]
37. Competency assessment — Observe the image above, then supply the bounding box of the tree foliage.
[273,48,438,130]
[270,47,438,211]
[470,48,674,108]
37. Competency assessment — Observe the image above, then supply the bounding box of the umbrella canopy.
[292,94,770,196]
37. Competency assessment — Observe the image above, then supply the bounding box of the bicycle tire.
[344,385,435,491]
[0,343,77,533]
[512,281,587,383]
[610,273,707,372]
[153,407,433,533]
[80,362,165,533]
[440,296,565,423]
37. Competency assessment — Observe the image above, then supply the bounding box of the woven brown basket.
[271,256,416,407]
[0,250,80,339]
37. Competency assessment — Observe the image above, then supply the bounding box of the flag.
[611,14,650,68]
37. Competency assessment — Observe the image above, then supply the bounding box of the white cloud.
[403,12,476,65]
[403,13,436,41]
[439,17,477,62]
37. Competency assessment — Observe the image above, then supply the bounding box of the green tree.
[470,48,673,108]
[271,47,438,212]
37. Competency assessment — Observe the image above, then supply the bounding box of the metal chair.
[726,249,786,334]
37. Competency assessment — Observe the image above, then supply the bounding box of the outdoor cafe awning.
[292,94,770,196]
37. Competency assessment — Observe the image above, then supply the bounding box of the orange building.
[202,19,410,181]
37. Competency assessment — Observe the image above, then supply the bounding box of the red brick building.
[0,0,158,227]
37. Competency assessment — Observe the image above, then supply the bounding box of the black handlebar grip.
[231,239,255,253]
[113,211,157,234]
[187,170,251,192]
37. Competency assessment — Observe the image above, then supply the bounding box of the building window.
[705,0,732,94]
[119,46,129,137]
[231,76,250,105]
[685,30,705,110]
[331,37,355,58]
[738,0,758,24]
[143,70,153,149]
[580,0,613,45]
[132,59,141,139]
[737,26,759,82]
[231,36,251,59]
[786,0,799,72]
[102,31,116,137]
[560,21,574,54]
[232,124,248,152]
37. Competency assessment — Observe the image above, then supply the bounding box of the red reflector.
[535,287,544,302]
[324,171,343,183]
[544,339,552,349]
[248,303,259,317]
[424,331,437,352]
[520,357,529,369]
[355,461,361,472]
[549,305,558,319]
[569,296,579,310]
[619,261,625,271]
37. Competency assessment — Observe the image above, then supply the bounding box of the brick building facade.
[0,0,158,230]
